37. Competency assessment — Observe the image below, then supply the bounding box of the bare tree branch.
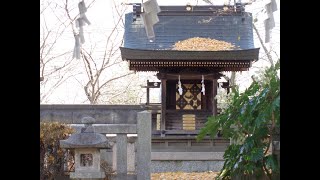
[102,4,127,67]
[98,71,134,95]
[40,72,77,103]
[40,0,79,100]
[253,22,274,68]
[41,0,138,104]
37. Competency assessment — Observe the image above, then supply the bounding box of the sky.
[40,0,279,104]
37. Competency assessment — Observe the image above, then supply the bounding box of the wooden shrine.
[120,5,260,137]
[121,48,259,136]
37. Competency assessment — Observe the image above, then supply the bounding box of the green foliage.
[197,60,280,179]
[40,122,75,180]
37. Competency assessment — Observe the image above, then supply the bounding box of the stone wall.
[41,104,225,176]
[40,105,146,124]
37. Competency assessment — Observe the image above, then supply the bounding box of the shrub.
[40,122,75,180]
[198,61,280,179]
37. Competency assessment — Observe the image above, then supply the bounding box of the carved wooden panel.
[176,83,202,110]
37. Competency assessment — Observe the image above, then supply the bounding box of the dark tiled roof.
[124,6,254,50]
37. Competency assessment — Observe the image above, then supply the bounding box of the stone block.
[116,134,127,174]
[137,111,151,180]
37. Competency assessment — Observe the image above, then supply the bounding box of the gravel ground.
[151,171,220,180]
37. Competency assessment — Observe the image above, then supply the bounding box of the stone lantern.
[60,117,111,179]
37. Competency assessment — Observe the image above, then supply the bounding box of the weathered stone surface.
[40,105,146,124]
[70,124,85,133]
[137,111,151,180]
[72,111,102,124]
[81,116,96,124]
[208,161,224,172]
[93,124,137,134]
[70,171,105,179]
[117,134,127,175]
[108,136,136,172]
[60,133,110,148]
[40,110,73,123]
[110,174,137,180]
[151,160,224,173]
[70,124,138,134]
[60,117,111,149]
[151,152,224,160]
[73,149,103,176]
[100,148,113,164]
[127,141,136,172]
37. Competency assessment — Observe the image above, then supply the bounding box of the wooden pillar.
[160,79,167,135]
[146,80,150,105]
[212,78,218,116]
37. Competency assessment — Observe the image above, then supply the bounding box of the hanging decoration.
[218,82,222,91]
[178,75,183,95]
[78,1,91,25]
[263,0,277,43]
[73,0,91,59]
[76,18,85,44]
[141,0,161,40]
[73,34,81,59]
[201,75,205,95]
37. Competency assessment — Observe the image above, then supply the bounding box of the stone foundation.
[151,160,224,173]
